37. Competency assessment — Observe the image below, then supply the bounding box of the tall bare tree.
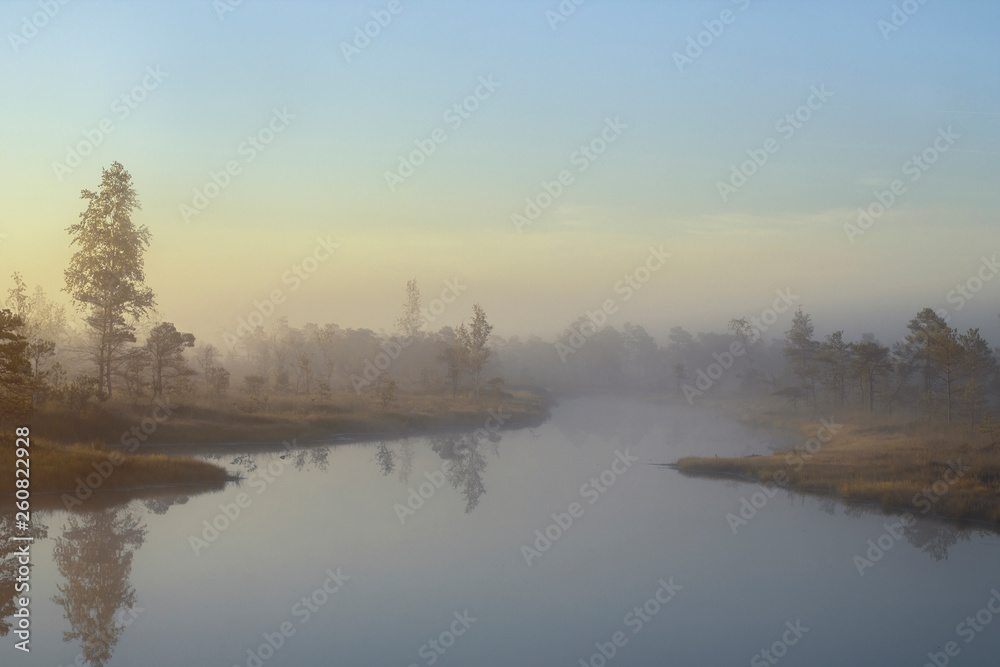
[195,344,219,383]
[64,162,155,398]
[437,326,467,397]
[396,279,423,340]
[459,304,494,400]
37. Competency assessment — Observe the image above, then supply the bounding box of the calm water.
[8,397,1000,666]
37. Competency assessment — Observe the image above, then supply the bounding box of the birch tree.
[64,163,155,398]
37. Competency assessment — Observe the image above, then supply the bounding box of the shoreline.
[673,400,1000,527]
[136,397,554,451]
[33,388,553,447]
[661,462,1000,532]
[17,388,554,500]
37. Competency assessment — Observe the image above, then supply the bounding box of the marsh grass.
[0,437,232,496]
[676,406,1000,524]
[6,388,549,496]
[30,388,551,445]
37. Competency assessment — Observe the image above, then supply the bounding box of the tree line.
[0,162,507,420]
[1,161,997,440]
[0,163,198,424]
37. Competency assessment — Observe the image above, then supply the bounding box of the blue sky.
[2,0,998,344]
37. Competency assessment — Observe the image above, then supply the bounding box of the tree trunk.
[868,369,875,413]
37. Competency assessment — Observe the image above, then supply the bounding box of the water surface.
[9,397,1000,666]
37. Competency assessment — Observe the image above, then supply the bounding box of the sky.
[1,0,998,347]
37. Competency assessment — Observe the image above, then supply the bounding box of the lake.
[10,397,1000,666]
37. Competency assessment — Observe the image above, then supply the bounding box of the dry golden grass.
[31,388,551,445]
[0,437,232,496]
[4,388,549,497]
[676,408,1000,524]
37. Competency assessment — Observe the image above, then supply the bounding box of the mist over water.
[3,399,994,666]
[2,2,998,665]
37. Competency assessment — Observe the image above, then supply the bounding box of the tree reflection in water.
[0,511,47,638]
[51,506,147,667]
[373,431,503,514]
[397,440,414,484]
[224,446,332,476]
[432,431,502,514]
[815,496,994,561]
[374,441,395,476]
[291,446,330,472]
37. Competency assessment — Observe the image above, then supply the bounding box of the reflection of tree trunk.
[52,508,146,667]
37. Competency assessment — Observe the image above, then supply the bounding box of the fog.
[2,2,999,666]
[3,1,997,352]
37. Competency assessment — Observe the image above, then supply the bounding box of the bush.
[206,365,230,396]
[376,376,397,411]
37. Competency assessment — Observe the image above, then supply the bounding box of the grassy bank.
[675,403,1000,524]
[31,388,553,446]
[7,388,550,499]
[1,437,233,498]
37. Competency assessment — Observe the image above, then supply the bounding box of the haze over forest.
[3,3,1000,667]
[2,1,998,349]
